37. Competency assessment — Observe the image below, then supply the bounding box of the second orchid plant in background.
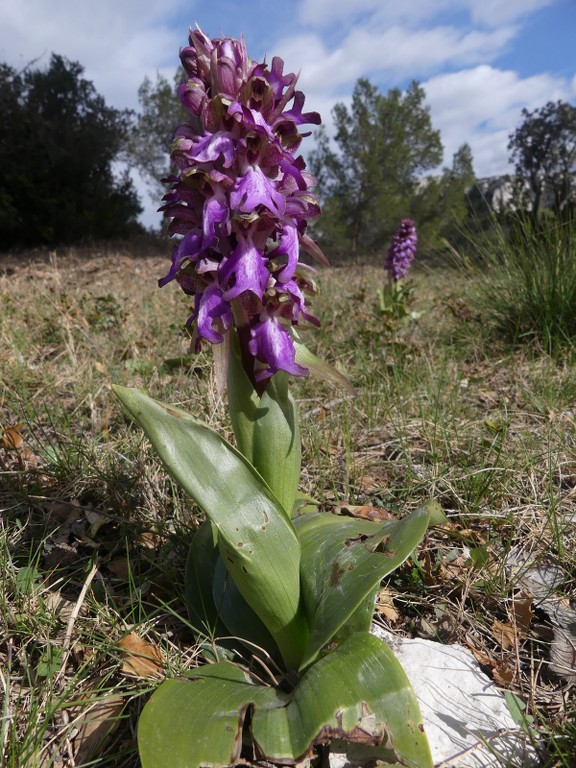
[114,26,434,768]
[378,218,419,320]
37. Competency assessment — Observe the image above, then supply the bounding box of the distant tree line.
[306,78,476,260]
[0,52,573,253]
[0,54,142,248]
[508,100,576,222]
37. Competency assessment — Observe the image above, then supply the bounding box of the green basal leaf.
[296,503,432,669]
[185,522,282,662]
[138,662,285,768]
[227,335,301,516]
[113,385,307,669]
[252,633,433,768]
[211,554,281,661]
[138,635,432,768]
[184,520,224,638]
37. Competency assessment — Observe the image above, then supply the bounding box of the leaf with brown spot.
[118,632,164,679]
[329,563,345,586]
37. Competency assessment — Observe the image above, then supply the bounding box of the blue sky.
[1,0,574,228]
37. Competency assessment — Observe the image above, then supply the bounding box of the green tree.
[127,70,185,200]
[0,54,142,247]
[508,100,576,220]
[402,143,476,255]
[309,78,443,258]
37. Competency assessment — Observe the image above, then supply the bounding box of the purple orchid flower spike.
[159,25,326,390]
[384,219,418,283]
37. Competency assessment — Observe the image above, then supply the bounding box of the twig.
[0,639,13,751]
[50,561,98,767]
[55,560,99,686]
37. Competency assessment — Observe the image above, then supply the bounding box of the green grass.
[1,242,576,766]
[461,214,576,356]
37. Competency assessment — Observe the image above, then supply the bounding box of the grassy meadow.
[1,227,576,766]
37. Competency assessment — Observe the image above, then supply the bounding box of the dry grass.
[1,243,575,766]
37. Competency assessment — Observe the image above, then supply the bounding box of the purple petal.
[196,283,232,344]
[158,232,203,287]
[178,80,206,117]
[279,278,320,326]
[220,233,269,300]
[278,91,321,127]
[274,224,299,283]
[228,103,276,142]
[202,196,229,247]
[253,56,296,101]
[248,313,308,380]
[230,166,285,216]
[190,131,236,167]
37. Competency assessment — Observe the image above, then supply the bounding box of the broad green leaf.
[211,554,281,660]
[113,385,307,668]
[185,521,278,661]
[184,520,224,637]
[295,503,431,669]
[139,636,432,768]
[227,337,301,515]
[138,662,285,768]
[252,633,433,768]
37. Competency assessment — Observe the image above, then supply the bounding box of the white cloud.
[467,0,557,26]
[299,0,451,28]
[424,65,573,176]
[281,0,573,182]
[0,0,189,109]
[298,0,557,28]
[276,23,517,100]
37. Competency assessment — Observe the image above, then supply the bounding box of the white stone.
[330,626,538,768]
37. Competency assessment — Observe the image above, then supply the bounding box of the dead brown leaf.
[118,632,164,679]
[356,475,383,493]
[512,592,533,633]
[338,504,394,522]
[139,530,162,549]
[492,619,516,651]
[72,693,124,763]
[492,663,515,686]
[376,588,399,623]
[467,644,495,669]
[107,557,131,580]
[2,423,24,450]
